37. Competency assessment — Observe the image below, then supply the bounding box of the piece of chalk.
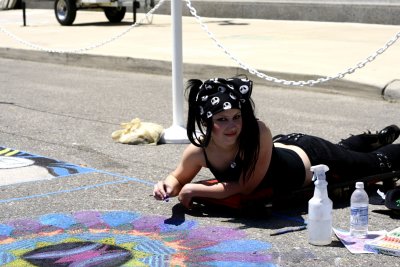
[270,225,307,236]
[149,194,169,202]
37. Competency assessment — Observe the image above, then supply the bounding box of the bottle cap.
[310,164,329,183]
[355,182,364,189]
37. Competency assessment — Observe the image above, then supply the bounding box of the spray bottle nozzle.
[310,164,329,183]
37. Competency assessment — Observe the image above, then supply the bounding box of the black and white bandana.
[196,77,252,119]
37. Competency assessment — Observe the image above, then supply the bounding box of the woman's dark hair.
[185,77,260,183]
[185,79,210,147]
[238,93,260,183]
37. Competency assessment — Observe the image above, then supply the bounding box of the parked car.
[54,0,154,26]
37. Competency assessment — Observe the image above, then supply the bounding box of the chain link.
[184,0,400,86]
[2,0,399,86]
[0,0,165,54]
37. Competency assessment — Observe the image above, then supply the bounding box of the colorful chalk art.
[0,147,276,265]
[0,211,276,266]
[0,147,94,186]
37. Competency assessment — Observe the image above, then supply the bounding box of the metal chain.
[2,0,399,86]
[185,0,400,86]
[0,0,165,54]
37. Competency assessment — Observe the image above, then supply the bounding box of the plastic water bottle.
[350,182,369,237]
[308,164,332,246]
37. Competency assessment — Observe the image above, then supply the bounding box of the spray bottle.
[308,164,332,245]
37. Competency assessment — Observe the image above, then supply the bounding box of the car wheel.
[104,7,126,23]
[54,0,76,26]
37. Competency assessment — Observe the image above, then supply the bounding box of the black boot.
[377,125,400,147]
[338,125,400,152]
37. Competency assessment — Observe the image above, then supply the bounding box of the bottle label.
[350,207,368,226]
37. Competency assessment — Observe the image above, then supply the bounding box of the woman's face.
[211,109,242,146]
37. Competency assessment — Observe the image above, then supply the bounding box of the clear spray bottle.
[308,164,332,246]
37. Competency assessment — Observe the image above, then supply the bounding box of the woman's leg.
[274,133,400,183]
[373,144,400,171]
[338,125,400,152]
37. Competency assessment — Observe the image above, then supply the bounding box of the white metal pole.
[171,0,184,127]
[160,0,189,144]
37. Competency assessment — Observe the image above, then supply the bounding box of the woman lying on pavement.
[153,76,400,209]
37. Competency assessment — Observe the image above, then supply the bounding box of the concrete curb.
[383,79,400,102]
[0,46,387,100]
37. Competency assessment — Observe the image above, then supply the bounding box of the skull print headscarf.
[196,77,252,120]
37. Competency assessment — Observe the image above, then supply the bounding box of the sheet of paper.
[333,228,387,254]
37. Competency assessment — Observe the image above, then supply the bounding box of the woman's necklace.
[208,141,239,170]
[230,147,240,169]
[230,161,237,169]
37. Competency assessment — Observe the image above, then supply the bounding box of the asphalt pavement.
[0,3,400,267]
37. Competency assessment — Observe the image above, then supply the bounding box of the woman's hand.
[153,180,173,201]
[178,184,195,209]
[153,145,203,204]
[153,174,185,201]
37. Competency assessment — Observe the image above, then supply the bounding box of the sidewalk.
[0,6,400,99]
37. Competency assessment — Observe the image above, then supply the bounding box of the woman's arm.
[153,144,203,201]
[178,181,242,208]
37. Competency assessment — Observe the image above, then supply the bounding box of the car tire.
[54,0,77,26]
[104,7,126,23]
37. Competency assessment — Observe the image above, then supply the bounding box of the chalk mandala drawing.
[0,211,276,266]
[0,147,94,185]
